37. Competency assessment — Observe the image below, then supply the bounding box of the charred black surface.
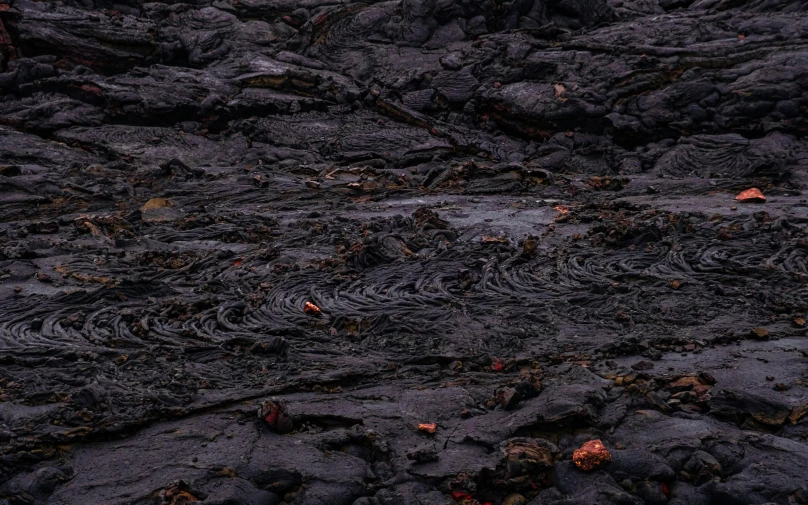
[1,0,808,504]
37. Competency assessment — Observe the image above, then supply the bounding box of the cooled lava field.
[1,0,808,503]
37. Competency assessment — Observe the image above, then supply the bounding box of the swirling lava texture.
[1,0,808,504]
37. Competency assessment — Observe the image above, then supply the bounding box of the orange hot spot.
[735,188,765,202]
[450,491,473,502]
[304,301,321,315]
[573,439,612,471]
[418,423,437,433]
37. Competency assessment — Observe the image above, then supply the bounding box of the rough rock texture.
[1,0,807,504]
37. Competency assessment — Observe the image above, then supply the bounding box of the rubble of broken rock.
[1,0,808,503]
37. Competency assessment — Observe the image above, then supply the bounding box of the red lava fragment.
[303,301,321,315]
[735,188,765,203]
[661,482,670,496]
[491,358,504,371]
[573,439,612,471]
[553,205,569,215]
[258,398,294,434]
[738,34,745,39]
[418,423,437,433]
[450,491,474,502]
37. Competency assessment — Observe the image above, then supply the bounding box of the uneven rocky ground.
[1,0,807,503]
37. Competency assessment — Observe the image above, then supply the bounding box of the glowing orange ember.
[735,188,765,202]
[573,439,611,471]
[418,423,437,433]
[554,205,569,214]
[304,302,321,315]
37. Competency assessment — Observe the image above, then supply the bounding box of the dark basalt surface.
[1,0,808,503]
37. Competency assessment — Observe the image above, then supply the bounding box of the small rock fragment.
[140,198,174,211]
[482,236,508,244]
[631,360,654,371]
[697,372,717,385]
[573,439,611,471]
[750,327,769,340]
[140,197,183,222]
[496,387,519,410]
[669,376,700,392]
[672,391,691,402]
[502,493,526,505]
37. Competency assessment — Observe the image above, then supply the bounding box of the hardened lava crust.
[1,0,808,504]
